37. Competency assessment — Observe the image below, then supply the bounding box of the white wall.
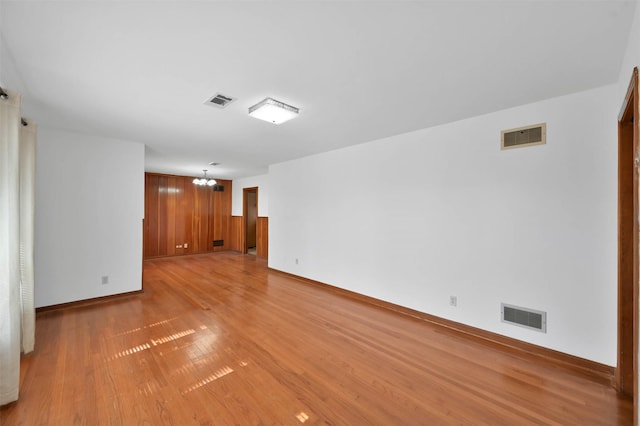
[0,28,24,95]
[269,85,618,365]
[617,1,640,103]
[615,3,640,420]
[35,128,144,307]
[231,174,269,216]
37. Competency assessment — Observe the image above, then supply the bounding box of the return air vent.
[501,303,547,333]
[213,240,224,247]
[501,123,546,150]
[205,93,236,108]
[213,185,224,192]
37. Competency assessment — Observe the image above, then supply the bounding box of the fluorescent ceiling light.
[248,97,299,124]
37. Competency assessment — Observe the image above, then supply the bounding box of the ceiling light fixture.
[192,169,217,186]
[248,97,299,124]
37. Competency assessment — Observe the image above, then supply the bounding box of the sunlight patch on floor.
[296,411,310,423]
[114,317,179,336]
[181,366,234,395]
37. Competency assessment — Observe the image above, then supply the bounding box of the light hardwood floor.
[1,252,633,425]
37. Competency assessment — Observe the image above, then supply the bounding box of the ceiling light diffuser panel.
[248,98,299,124]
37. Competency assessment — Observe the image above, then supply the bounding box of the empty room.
[2,1,640,424]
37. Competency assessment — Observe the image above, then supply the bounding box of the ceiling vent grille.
[501,123,546,150]
[205,93,236,108]
[501,303,547,333]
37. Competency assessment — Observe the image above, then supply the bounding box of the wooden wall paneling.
[181,176,194,254]
[181,177,195,255]
[144,174,159,258]
[219,180,232,251]
[257,217,269,258]
[208,180,231,252]
[247,191,257,248]
[166,176,177,256]
[209,185,219,249]
[230,216,243,252]
[143,173,234,258]
[174,176,186,255]
[157,175,169,256]
[193,184,209,253]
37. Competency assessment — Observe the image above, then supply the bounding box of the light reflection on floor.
[113,317,179,336]
[296,411,310,423]
[109,342,152,360]
[181,366,235,395]
[106,317,239,399]
[150,329,195,346]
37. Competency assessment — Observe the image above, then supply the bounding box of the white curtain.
[19,118,36,354]
[0,88,36,406]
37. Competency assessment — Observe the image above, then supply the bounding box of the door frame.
[242,187,258,254]
[617,67,638,419]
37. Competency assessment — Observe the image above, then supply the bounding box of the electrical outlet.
[295,258,299,265]
[184,243,188,249]
[101,276,109,285]
[176,244,183,249]
[449,296,457,307]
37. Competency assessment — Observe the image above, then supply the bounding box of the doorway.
[243,187,258,255]
[617,67,638,418]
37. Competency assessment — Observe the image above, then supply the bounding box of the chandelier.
[192,169,217,186]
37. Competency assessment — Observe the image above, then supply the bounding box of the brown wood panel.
[211,189,222,252]
[174,176,186,255]
[144,174,159,258]
[143,173,232,259]
[157,175,169,256]
[219,181,232,250]
[2,253,632,425]
[193,184,210,253]
[256,216,268,258]
[208,182,232,252]
[166,176,177,256]
[247,191,257,248]
[181,177,195,255]
[230,216,243,252]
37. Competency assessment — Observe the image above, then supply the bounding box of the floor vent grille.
[501,303,546,333]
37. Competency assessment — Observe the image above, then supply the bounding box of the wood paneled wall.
[257,217,268,258]
[144,173,232,259]
[230,216,243,252]
[230,215,269,258]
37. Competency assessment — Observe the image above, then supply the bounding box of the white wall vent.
[501,123,546,150]
[501,303,547,333]
[205,93,236,108]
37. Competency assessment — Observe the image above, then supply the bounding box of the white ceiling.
[0,1,636,179]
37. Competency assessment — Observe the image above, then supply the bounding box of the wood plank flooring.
[1,252,633,425]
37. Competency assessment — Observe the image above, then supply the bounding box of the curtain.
[19,119,36,354]
[0,88,36,406]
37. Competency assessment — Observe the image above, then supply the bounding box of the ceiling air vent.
[501,303,547,333]
[501,123,546,150]
[205,93,236,109]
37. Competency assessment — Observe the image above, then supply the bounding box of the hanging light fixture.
[192,169,217,186]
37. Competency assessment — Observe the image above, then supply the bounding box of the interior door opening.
[243,187,258,255]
